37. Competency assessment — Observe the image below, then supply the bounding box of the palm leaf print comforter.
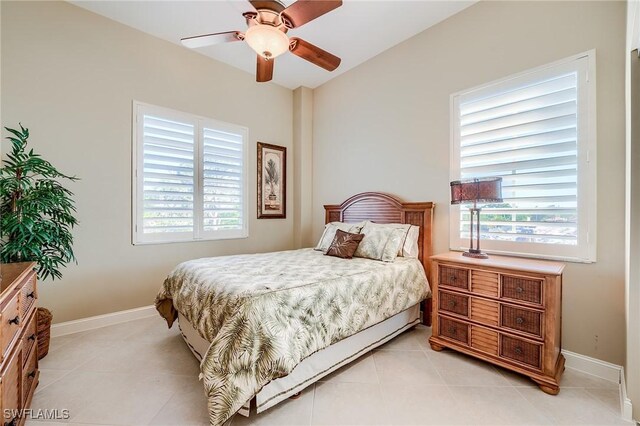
[155,248,430,426]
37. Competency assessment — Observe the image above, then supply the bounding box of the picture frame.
[257,142,286,219]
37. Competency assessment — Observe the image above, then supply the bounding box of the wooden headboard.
[324,192,435,278]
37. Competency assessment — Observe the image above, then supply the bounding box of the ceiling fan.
[181,0,343,83]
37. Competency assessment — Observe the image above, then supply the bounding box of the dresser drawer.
[439,291,468,317]
[501,305,543,338]
[1,343,22,424]
[22,341,37,404]
[439,266,468,290]
[501,335,542,370]
[22,311,37,365]
[439,316,469,345]
[501,275,543,305]
[470,298,500,326]
[20,272,37,322]
[471,270,499,297]
[1,292,21,359]
[470,325,499,356]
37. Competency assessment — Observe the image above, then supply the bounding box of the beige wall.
[1,1,294,323]
[312,1,627,364]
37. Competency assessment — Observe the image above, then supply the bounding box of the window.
[450,52,596,262]
[133,102,248,244]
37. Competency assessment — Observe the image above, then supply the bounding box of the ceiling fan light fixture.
[244,24,289,59]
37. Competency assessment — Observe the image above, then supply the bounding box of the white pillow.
[354,221,406,262]
[357,222,420,258]
[403,225,420,258]
[315,221,365,252]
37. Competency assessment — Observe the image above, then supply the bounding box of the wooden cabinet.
[0,263,39,425]
[429,252,564,395]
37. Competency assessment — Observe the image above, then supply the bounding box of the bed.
[155,192,434,426]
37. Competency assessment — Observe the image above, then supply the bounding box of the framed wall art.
[257,142,286,219]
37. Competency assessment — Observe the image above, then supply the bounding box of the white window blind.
[133,103,248,244]
[450,52,596,262]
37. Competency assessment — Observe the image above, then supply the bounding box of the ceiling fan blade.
[289,38,341,72]
[248,1,286,13]
[281,0,342,29]
[181,31,242,49]
[256,55,274,82]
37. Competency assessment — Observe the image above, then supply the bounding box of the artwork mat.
[257,142,286,219]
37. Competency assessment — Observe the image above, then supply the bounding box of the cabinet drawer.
[1,344,22,424]
[501,305,543,338]
[470,325,499,356]
[501,275,543,305]
[501,335,542,370]
[470,298,499,326]
[1,292,21,359]
[439,266,468,290]
[22,311,37,365]
[439,316,469,345]
[22,342,37,404]
[439,291,468,317]
[20,272,37,322]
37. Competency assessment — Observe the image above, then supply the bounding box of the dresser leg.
[532,379,560,395]
[428,339,444,352]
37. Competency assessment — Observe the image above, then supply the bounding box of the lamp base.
[462,250,489,259]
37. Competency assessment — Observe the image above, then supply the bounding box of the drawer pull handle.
[514,347,523,355]
[516,317,524,325]
[448,326,457,334]
[8,316,19,325]
[448,300,457,308]
[515,287,524,293]
[28,334,36,341]
[27,291,35,299]
[28,370,36,379]
[450,275,457,282]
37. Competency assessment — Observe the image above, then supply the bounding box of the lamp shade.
[244,24,290,59]
[450,177,503,205]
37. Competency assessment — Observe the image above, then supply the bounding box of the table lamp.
[450,177,503,259]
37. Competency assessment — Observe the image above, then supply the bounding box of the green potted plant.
[0,124,78,359]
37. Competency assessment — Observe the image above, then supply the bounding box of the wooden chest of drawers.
[0,262,39,425]
[429,252,565,394]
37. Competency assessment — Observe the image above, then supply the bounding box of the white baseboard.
[620,367,635,422]
[51,305,156,338]
[562,350,634,422]
[562,349,622,383]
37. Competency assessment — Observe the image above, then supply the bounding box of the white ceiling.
[71,0,476,89]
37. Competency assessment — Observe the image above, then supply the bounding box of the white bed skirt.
[178,303,421,417]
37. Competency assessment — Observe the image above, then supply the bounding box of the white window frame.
[449,51,597,263]
[132,101,249,245]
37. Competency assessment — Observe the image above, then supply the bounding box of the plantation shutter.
[201,126,245,234]
[141,114,195,237]
[451,53,596,261]
[134,103,248,244]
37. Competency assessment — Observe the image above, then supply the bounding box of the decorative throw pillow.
[315,221,365,252]
[354,221,406,262]
[325,229,365,259]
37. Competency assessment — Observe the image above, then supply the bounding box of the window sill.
[133,234,249,246]
[448,247,595,264]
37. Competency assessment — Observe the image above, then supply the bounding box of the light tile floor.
[26,317,633,426]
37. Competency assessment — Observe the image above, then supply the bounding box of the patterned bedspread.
[155,248,430,426]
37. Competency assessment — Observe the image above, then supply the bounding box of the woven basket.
[37,307,53,360]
